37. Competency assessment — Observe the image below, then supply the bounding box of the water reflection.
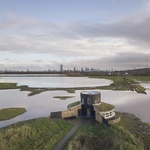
[0,88,150,128]
[0,76,112,88]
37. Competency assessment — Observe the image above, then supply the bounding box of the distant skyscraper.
[60,64,63,72]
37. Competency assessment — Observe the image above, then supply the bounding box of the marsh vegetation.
[0,76,148,96]
[0,118,72,150]
[53,96,75,100]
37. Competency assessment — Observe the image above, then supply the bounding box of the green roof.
[95,102,115,112]
[67,101,80,109]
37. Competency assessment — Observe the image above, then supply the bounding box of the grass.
[89,75,147,94]
[126,76,150,82]
[95,102,115,111]
[0,112,149,150]
[53,96,75,100]
[0,83,17,89]
[67,101,80,109]
[117,112,150,150]
[0,108,26,121]
[64,123,143,150]
[64,112,150,150]
[0,117,72,150]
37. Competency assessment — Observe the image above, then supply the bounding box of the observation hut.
[51,91,120,124]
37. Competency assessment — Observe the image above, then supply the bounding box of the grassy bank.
[0,113,150,150]
[0,108,26,121]
[117,112,150,150]
[64,113,150,150]
[64,123,143,150]
[0,118,72,150]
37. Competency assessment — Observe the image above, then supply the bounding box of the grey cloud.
[66,13,150,48]
[0,11,150,68]
[32,59,43,63]
[68,52,150,70]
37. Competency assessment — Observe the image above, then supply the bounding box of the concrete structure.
[81,91,101,117]
[51,91,120,124]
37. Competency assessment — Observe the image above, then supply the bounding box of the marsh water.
[0,74,112,88]
[0,75,150,128]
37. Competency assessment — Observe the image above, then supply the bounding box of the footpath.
[54,118,98,150]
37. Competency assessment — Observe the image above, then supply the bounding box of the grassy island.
[0,83,17,89]
[0,108,26,121]
[53,96,75,100]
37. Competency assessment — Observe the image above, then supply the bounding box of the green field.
[0,118,72,150]
[0,108,26,121]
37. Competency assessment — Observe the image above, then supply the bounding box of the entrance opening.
[87,108,91,117]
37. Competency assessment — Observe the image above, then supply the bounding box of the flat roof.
[81,91,100,95]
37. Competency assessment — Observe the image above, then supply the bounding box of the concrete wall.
[108,116,121,124]
[62,105,81,118]
[100,109,115,119]
[51,111,62,118]
[95,112,102,123]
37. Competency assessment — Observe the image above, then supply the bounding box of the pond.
[0,75,150,128]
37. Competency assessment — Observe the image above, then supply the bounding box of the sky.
[0,0,150,71]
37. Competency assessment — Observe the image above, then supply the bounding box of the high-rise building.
[60,64,63,72]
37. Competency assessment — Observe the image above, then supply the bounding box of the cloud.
[66,13,150,49]
[66,52,150,70]
[0,5,150,70]
[0,10,150,56]
[0,13,43,30]
[32,59,43,63]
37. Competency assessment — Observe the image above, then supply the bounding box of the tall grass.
[0,118,72,150]
[65,123,144,150]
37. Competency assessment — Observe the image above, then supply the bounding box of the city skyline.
[0,0,150,71]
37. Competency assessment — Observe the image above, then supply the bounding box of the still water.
[0,75,112,88]
[0,76,150,128]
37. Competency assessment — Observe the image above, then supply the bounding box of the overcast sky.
[0,0,150,71]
